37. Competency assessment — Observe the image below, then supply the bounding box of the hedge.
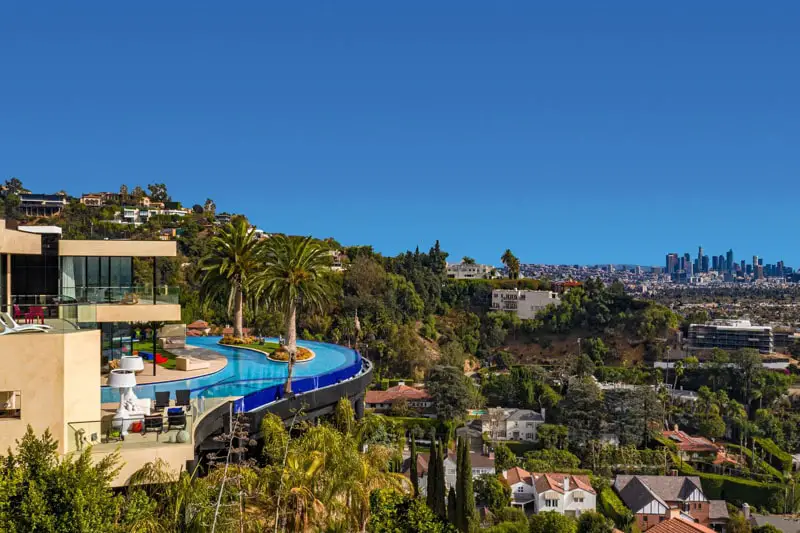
[503,441,539,456]
[753,437,793,473]
[597,486,630,528]
[726,443,785,482]
[697,472,796,513]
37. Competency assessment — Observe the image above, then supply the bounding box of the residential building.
[490,289,560,320]
[503,467,596,516]
[215,212,232,225]
[645,510,718,533]
[480,407,545,442]
[662,428,719,458]
[0,219,184,486]
[688,319,773,354]
[18,193,69,217]
[80,193,105,207]
[116,207,153,226]
[447,262,494,279]
[614,475,728,531]
[409,450,495,494]
[364,383,432,414]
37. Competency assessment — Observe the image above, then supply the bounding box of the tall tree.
[119,184,129,204]
[427,365,472,421]
[426,433,438,511]
[410,437,420,498]
[456,437,474,532]
[258,235,334,393]
[500,249,520,279]
[447,487,457,525]
[199,218,263,338]
[434,439,447,520]
[461,256,475,265]
[147,182,170,202]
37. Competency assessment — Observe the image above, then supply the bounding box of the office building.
[711,256,718,271]
[688,319,773,354]
[726,249,734,273]
[697,246,703,272]
[701,255,709,273]
[665,254,679,275]
[491,289,560,320]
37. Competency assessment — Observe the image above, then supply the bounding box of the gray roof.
[481,408,544,422]
[614,475,705,510]
[751,514,800,533]
[709,500,729,520]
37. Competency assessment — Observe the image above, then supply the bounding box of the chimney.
[563,476,570,492]
[541,407,546,421]
[742,503,750,519]
[667,507,681,519]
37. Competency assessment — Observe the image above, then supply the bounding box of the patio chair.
[167,407,186,431]
[153,391,170,412]
[144,413,164,435]
[175,389,191,409]
[0,312,50,333]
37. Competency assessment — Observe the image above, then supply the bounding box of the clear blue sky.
[3,2,800,267]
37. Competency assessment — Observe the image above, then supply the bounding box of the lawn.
[132,341,178,370]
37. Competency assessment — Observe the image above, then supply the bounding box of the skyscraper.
[712,256,719,271]
[666,253,679,274]
[741,259,746,273]
[702,255,709,273]
[753,256,759,271]
[726,249,734,273]
[718,255,725,272]
[698,246,704,272]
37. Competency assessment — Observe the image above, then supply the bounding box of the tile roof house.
[186,320,211,336]
[614,475,728,531]
[662,428,720,455]
[502,467,596,516]
[365,384,432,414]
[644,509,718,533]
[480,407,546,442]
[405,450,495,495]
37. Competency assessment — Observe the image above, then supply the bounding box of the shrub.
[269,346,313,361]
[220,335,258,345]
[597,485,631,528]
[753,437,793,473]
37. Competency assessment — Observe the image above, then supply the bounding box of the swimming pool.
[101,337,359,403]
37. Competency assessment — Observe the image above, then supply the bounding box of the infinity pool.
[101,337,358,403]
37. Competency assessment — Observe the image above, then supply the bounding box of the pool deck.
[102,345,227,386]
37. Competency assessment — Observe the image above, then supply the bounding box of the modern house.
[409,450,495,494]
[18,193,69,217]
[446,262,494,279]
[688,319,773,354]
[490,289,561,320]
[0,219,186,486]
[614,475,728,531]
[480,407,546,442]
[365,383,432,415]
[503,467,596,516]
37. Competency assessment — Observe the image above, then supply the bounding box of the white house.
[410,450,495,494]
[504,467,537,509]
[447,262,494,279]
[502,468,596,516]
[481,407,545,442]
[491,289,560,320]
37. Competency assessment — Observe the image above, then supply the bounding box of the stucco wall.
[93,443,194,487]
[0,330,101,454]
[94,303,182,323]
[59,239,176,257]
[0,220,41,255]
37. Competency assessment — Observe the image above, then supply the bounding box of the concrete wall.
[95,303,181,322]
[0,329,101,454]
[92,443,195,487]
[59,239,177,257]
[0,219,41,255]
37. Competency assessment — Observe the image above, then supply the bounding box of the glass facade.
[61,256,133,302]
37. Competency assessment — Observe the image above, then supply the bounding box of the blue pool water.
[101,337,358,403]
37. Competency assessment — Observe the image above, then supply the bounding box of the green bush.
[503,440,538,456]
[697,472,798,513]
[726,444,784,482]
[753,437,793,473]
[597,485,631,528]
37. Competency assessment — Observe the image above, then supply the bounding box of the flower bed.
[268,346,315,363]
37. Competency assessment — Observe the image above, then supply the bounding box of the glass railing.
[67,412,194,453]
[0,303,95,334]
[12,285,180,306]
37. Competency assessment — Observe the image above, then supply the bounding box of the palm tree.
[257,235,334,393]
[199,218,264,338]
[500,249,520,279]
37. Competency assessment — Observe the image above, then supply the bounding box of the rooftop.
[365,384,430,404]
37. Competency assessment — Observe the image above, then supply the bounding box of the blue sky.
[2,2,800,267]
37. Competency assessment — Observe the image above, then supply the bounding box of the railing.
[0,303,95,333]
[67,413,194,453]
[232,352,365,413]
[11,285,180,306]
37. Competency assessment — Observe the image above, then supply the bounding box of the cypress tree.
[458,436,475,532]
[455,437,464,530]
[410,436,419,498]
[426,434,436,510]
[435,439,447,519]
[447,486,457,524]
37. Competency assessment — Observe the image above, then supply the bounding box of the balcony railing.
[67,412,194,453]
[11,285,180,306]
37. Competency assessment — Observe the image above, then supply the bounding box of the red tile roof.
[662,430,720,453]
[504,467,533,486]
[645,517,717,533]
[532,473,595,495]
[186,320,209,329]
[365,384,430,404]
